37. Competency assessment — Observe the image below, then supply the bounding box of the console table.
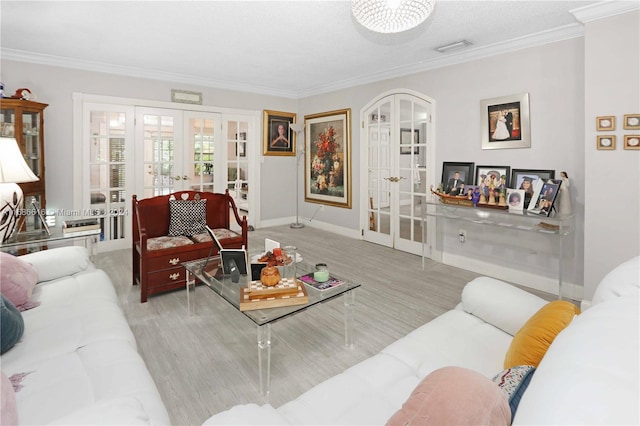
[422,200,575,299]
[1,228,100,258]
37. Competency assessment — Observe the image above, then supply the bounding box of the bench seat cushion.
[147,235,194,251]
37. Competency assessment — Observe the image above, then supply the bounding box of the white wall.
[583,10,640,299]
[0,61,298,221]
[298,38,586,289]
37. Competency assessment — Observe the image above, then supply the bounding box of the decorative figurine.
[472,187,481,206]
[557,171,572,215]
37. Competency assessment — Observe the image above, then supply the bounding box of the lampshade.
[0,137,39,183]
[352,0,435,34]
[0,137,38,243]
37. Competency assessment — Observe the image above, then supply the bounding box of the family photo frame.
[481,92,531,150]
[474,165,511,189]
[263,110,296,156]
[441,162,475,194]
[304,108,352,209]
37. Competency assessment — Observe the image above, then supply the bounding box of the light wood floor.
[94,225,552,425]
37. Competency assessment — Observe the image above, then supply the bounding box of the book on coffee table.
[298,272,345,291]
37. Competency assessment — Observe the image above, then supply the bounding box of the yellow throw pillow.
[504,300,580,369]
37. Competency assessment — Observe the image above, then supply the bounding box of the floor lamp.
[0,136,40,242]
[289,123,305,229]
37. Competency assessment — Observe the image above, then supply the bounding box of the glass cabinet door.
[0,99,48,233]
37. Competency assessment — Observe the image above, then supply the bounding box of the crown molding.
[3,21,587,100]
[0,48,301,99]
[297,23,586,98]
[571,0,639,23]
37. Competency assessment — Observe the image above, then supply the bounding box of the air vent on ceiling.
[435,40,472,53]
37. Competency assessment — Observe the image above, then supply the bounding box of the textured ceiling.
[1,0,602,98]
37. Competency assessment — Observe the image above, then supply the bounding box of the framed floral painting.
[304,108,352,208]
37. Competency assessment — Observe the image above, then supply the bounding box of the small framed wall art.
[480,92,531,150]
[624,135,640,150]
[597,135,616,150]
[596,116,615,131]
[263,110,297,156]
[623,114,640,130]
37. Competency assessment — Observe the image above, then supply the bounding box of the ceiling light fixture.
[352,0,436,34]
[435,40,473,53]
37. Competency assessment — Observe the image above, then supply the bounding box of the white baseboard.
[257,216,361,239]
[443,253,584,301]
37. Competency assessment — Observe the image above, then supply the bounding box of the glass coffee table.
[183,256,360,397]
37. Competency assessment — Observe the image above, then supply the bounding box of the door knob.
[173,176,182,180]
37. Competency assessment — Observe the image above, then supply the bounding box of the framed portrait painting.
[441,162,474,194]
[263,110,296,156]
[304,108,352,208]
[481,93,531,150]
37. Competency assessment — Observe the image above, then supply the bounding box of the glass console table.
[183,255,360,397]
[1,228,100,257]
[422,200,575,299]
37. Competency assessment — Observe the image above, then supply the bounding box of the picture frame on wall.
[510,169,555,208]
[441,162,475,195]
[624,135,640,150]
[304,108,352,209]
[400,128,419,155]
[263,110,296,156]
[597,135,616,150]
[474,165,511,191]
[623,114,640,130]
[596,116,615,131]
[481,92,531,150]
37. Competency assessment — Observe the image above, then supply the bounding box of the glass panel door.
[364,99,393,246]
[362,93,432,255]
[84,103,135,251]
[135,108,183,198]
[184,112,219,193]
[395,95,430,254]
[226,119,250,213]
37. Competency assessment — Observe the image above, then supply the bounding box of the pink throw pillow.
[0,252,40,311]
[386,366,511,426]
[1,371,18,425]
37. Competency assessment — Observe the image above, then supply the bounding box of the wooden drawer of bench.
[147,267,187,288]
[147,247,210,272]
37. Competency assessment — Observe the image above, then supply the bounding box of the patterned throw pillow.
[492,365,536,422]
[168,199,207,237]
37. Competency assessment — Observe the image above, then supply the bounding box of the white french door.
[83,103,135,251]
[135,108,226,198]
[361,91,434,255]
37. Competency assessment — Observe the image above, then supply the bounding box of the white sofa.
[205,256,639,425]
[1,246,170,425]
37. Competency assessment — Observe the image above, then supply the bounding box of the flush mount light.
[435,40,473,53]
[352,0,436,34]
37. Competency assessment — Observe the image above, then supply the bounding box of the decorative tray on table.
[239,278,309,311]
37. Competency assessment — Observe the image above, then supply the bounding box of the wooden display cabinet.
[0,99,49,232]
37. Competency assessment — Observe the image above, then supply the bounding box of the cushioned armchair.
[132,190,248,302]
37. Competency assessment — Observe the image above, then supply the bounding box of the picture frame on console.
[263,110,296,156]
[474,165,511,191]
[511,169,555,208]
[304,108,352,209]
[481,92,531,150]
[441,162,474,194]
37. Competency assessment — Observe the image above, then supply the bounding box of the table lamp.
[0,136,39,243]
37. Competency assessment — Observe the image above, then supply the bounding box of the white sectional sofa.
[1,246,170,425]
[205,256,639,425]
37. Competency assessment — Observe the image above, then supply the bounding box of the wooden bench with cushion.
[132,190,248,302]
